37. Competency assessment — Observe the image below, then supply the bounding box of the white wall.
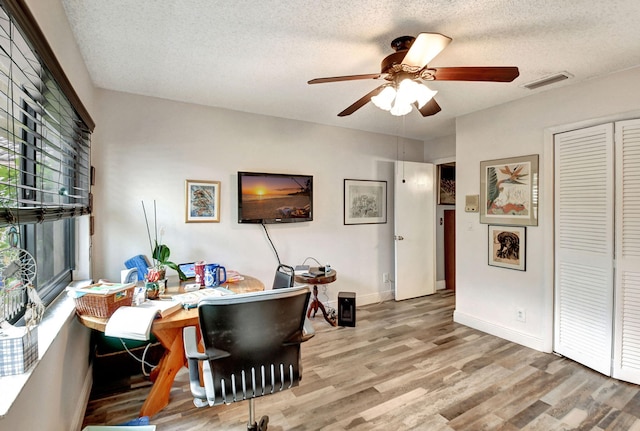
[424,134,456,162]
[91,89,424,307]
[454,66,640,352]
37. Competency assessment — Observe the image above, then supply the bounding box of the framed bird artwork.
[480,154,539,226]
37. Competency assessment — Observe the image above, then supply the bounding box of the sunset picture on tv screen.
[240,174,311,221]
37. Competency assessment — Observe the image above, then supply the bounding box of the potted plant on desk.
[151,242,186,281]
[142,200,188,288]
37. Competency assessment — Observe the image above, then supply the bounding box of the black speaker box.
[338,291,356,327]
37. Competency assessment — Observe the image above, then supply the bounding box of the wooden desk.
[77,275,264,418]
[294,268,337,326]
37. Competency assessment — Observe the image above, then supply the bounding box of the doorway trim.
[430,156,456,290]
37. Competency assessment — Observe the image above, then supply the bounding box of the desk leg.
[307,285,336,326]
[140,327,185,418]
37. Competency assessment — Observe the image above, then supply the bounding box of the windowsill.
[0,291,82,418]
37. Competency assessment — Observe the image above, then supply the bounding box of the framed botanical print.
[185,179,220,223]
[480,154,538,226]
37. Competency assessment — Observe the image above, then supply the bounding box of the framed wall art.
[344,179,387,225]
[480,154,538,226]
[185,179,220,223]
[437,162,456,205]
[488,225,526,271]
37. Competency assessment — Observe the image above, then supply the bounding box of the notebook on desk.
[104,300,181,341]
[137,300,182,318]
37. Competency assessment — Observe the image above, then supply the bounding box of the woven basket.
[74,284,135,318]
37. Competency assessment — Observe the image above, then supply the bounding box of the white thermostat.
[465,195,479,213]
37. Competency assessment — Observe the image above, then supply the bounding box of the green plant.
[153,243,186,280]
[142,200,187,281]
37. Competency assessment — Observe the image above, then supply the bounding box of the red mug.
[195,261,206,286]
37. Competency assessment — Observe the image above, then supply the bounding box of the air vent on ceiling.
[522,71,573,90]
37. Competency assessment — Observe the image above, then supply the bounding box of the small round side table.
[294,268,337,326]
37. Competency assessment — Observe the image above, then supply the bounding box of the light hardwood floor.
[83,290,640,430]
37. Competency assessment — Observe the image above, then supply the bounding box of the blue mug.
[204,263,227,287]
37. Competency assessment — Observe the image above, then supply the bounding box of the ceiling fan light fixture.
[414,83,438,108]
[390,100,413,116]
[371,85,396,111]
[395,78,418,105]
[372,79,438,116]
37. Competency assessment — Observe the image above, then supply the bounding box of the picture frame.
[437,162,456,205]
[344,179,387,225]
[488,225,526,271]
[480,154,539,226]
[185,180,220,223]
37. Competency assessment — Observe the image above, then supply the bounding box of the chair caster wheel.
[258,415,269,430]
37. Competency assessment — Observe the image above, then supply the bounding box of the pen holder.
[145,281,159,300]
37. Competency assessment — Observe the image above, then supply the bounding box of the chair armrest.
[183,326,207,402]
[184,326,231,360]
[284,317,316,345]
[183,326,208,360]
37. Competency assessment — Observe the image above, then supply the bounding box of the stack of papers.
[226,270,244,283]
[171,287,234,308]
[67,281,135,298]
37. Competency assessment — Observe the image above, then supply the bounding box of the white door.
[554,124,615,376]
[394,161,436,301]
[613,118,640,384]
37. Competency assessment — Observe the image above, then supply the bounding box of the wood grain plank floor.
[82,290,640,430]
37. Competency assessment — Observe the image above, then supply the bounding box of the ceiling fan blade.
[415,98,442,117]
[308,73,382,84]
[431,67,519,82]
[337,85,385,117]
[402,33,452,68]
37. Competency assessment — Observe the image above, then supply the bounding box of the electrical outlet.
[383,273,389,283]
[516,307,526,322]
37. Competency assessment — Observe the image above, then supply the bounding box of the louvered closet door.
[554,123,614,376]
[613,119,640,384]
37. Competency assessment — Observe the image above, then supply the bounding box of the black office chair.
[272,263,294,289]
[183,286,314,431]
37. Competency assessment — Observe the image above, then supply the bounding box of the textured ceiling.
[60,0,640,141]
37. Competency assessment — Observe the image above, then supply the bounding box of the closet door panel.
[554,123,614,376]
[613,118,640,384]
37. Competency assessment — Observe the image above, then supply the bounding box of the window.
[0,0,93,323]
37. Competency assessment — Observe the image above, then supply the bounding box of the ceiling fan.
[308,32,519,117]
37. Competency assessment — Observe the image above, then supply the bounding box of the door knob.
[395,235,404,240]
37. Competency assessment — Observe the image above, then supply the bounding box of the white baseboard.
[436,280,446,290]
[453,310,548,352]
[72,363,93,431]
[354,289,395,305]
[323,288,395,309]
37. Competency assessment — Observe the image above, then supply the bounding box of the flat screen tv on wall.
[237,171,313,224]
